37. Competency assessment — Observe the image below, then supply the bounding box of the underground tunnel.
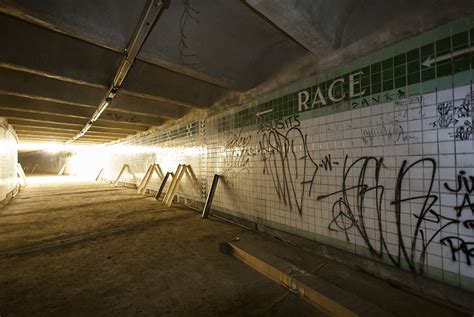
[0,0,474,316]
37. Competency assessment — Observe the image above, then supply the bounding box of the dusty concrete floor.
[0,175,470,316]
[0,176,322,316]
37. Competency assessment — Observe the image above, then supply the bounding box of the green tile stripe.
[117,120,199,146]
[217,15,474,133]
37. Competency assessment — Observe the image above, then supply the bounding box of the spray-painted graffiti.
[432,95,473,140]
[351,89,406,109]
[257,114,301,134]
[220,84,473,275]
[431,102,458,128]
[105,112,139,123]
[223,129,256,178]
[451,121,472,140]
[318,156,444,273]
[444,170,474,217]
[258,114,320,214]
[442,171,474,265]
[362,124,411,145]
[440,237,474,265]
[314,155,474,273]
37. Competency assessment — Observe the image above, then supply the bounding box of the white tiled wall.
[106,119,207,202]
[0,118,18,202]
[106,83,474,290]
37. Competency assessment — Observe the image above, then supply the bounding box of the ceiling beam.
[0,67,105,106]
[0,94,167,126]
[6,118,142,134]
[0,2,238,90]
[0,12,121,86]
[122,60,228,108]
[16,132,118,141]
[66,0,169,142]
[0,105,161,127]
[17,135,109,142]
[0,109,150,131]
[0,13,228,109]
[0,65,191,117]
[17,132,117,140]
[11,125,131,138]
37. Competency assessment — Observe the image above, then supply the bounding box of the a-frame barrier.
[160,164,205,207]
[113,164,138,187]
[17,163,27,186]
[95,168,104,181]
[58,164,67,176]
[155,171,174,201]
[31,163,39,173]
[162,164,187,206]
[137,164,164,195]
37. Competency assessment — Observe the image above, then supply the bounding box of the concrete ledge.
[224,241,365,317]
[257,224,474,314]
[0,184,20,209]
[208,208,474,314]
[212,210,258,230]
[99,189,474,313]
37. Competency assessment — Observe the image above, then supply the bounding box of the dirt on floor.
[0,176,322,316]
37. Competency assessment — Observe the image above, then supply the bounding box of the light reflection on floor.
[25,174,99,186]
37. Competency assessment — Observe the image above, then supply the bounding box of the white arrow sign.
[422,46,474,67]
[256,109,273,117]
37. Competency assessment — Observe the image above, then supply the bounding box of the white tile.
[437,88,453,103]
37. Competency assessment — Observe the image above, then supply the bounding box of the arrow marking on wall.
[422,46,474,67]
[256,109,273,117]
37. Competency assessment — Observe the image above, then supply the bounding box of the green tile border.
[216,15,474,134]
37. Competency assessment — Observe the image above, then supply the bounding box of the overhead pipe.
[66,0,169,144]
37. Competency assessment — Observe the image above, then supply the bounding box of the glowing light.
[18,142,109,179]
[17,141,208,180]
[27,175,94,185]
[154,146,206,173]
[154,146,206,158]
[18,142,96,153]
[68,147,108,178]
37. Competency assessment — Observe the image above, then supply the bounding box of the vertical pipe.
[155,172,172,200]
[202,174,220,219]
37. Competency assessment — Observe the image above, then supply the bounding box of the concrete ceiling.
[0,0,472,146]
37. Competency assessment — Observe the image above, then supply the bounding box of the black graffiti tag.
[317,156,459,274]
[259,127,318,214]
[444,170,474,217]
[440,237,474,265]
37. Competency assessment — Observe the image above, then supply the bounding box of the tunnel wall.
[0,118,18,203]
[105,16,474,292]
[105,119,207,203]
[19,151,72,175]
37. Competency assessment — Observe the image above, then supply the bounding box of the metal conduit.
[65,0,169,143]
